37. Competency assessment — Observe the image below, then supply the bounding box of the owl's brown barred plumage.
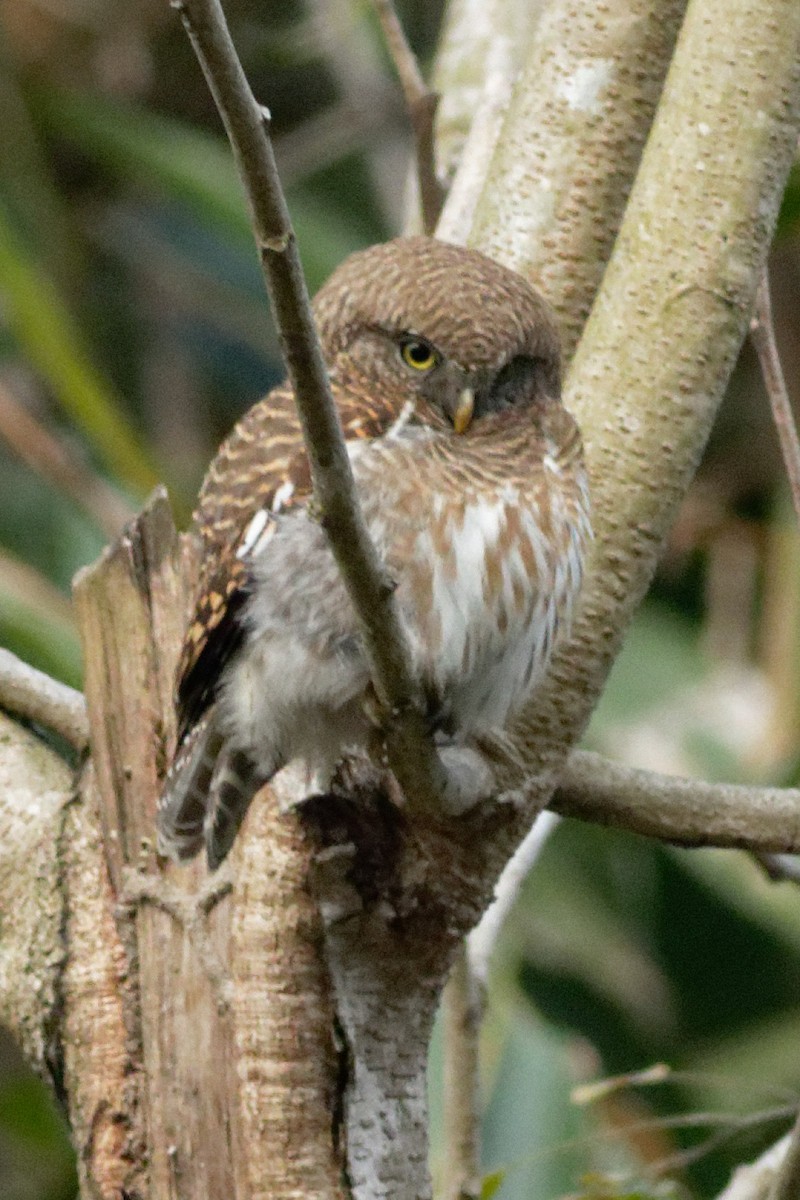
[158,236,591,869]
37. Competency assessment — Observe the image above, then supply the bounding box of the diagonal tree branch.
[484,0,800,836]
[370,0,446,234]
[170,0,447,812]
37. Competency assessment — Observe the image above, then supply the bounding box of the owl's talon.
[361,683,385,730]
[437,744,496,816]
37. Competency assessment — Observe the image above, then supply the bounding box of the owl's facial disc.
[475,354,558,419]
[392,333,474,433]
[416,357,476,433]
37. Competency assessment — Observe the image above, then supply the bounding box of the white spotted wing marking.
[271,479,295,512]
[236,479,297,562]
[236,507,276,559]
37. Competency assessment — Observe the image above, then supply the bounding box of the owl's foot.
[437,743,497,816]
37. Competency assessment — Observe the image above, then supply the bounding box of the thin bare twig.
[0,379,134,539]
[439,813,560,1199]
[371,0,446,234]
[646,1106,796,1181]
[744,266,800,891]
[170,0,446,810]
[750,264,800,528]
[468,810,559,983]
[552,750,800,853]
[0,647,88,751]
[441,946,483,1200]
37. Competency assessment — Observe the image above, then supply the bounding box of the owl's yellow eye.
[400,337,438,372]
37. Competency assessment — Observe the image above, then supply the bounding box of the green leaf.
[0,47,80,295]
[36,85,252,243]
[0,203,158,496]
[480,1169,506,1200]
[777,158,800,238]
[33,86,365,288]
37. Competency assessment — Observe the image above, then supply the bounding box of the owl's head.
[312,236,561,435]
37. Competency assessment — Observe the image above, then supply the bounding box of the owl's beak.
[452,387,475,434]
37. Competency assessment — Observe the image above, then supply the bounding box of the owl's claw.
[437,744,497,816]
[361,682,385,730]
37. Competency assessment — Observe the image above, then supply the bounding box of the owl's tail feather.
[158,709,280,870]
[157,712,225,861]
[203,748,266,871]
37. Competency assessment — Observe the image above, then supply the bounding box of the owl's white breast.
[399,483,588,735]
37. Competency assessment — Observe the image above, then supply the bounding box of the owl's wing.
[174,378,398,745]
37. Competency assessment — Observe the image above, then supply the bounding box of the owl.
[157,236,591,869]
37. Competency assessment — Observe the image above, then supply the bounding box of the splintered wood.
[71,489,343,1200]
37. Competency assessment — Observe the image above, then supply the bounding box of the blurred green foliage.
[0,1032,75,1200]
[1,2,800,1198]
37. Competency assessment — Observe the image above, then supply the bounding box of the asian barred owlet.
[157,236,591,869]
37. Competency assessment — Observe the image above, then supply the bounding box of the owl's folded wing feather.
[174,378,404,745]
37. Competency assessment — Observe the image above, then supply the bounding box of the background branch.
[431,0,546,200]
[751,264,800,528]
[0,646,88,751]
[441,947,483,1200]
[0,711,72,1075]
[173,0,446,811]
[717,1134,792,1200]
[552,750,800,853]
[439,812,560,1200]
[371,0,445,234]
[771,1110,800,1200]
[0,378,134,540]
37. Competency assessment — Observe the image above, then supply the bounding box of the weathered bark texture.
[70,491,238,1199]
[0,713,72,1077]
[67,491,345,1199]
[28,490,503,1200]
[424,0,546,239]
[0,2,799,1198]
[441,0,689,358]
